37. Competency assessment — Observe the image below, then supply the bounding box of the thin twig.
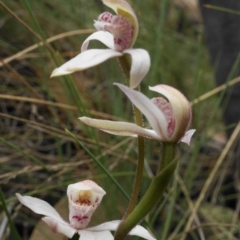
[173,174,205,240]
[172,223,238,240]
[191,76,240,105]
[0,29,94,67]
[0,94,122,120]
[0,1,56,56]
[0,1,42,41]
[211,149,235,204]
[0,112,98,146]
[4,63,42,99]
[204,4,240,16]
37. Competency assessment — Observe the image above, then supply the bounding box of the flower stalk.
[114,143,178,240]
[116,44,182,237]
[158,142,177,172]
[117,54,145,217]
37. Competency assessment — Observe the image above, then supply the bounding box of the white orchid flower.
[80,84,195,145]
[16,180,156,240]
[51,0,150,89]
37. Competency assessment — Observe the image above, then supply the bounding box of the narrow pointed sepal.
[51,49,122,78]
[79,117,162,140]
[180,129,195,145]
[114,83,168,138]
[81,31,115,52]
[16,193,75,237]
[16,193,65,222]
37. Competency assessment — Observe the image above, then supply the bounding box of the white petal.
[123,49,150,89]
[81,31,114,52]
[51,49,122,77]
[43,217,76,238]
[114,83,168,138]
[180,129,195,145]
[79,117,163,140]
[87,220,156,240]
[129,225,156,240]
[78,230,114,240]
[16,193,65,224]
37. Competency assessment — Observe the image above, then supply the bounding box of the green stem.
[158,142,177,172]
[0,189,21,240]
[118,55,132,86]
[125,134,144,215]
[117,55,145,216]
[114,143,177,240]
[160,164,178,239]
[125,93,145,215]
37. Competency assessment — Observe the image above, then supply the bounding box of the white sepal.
[51,49,122,77]
[114,83,168,138]
[81,31,115,52]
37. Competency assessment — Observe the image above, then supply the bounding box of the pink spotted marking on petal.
[47,220,58,233]
[71,215,89,229]
[151,97,175,138]
[72,215,88,222]
[94,12,133,52]
[97,12,113,26]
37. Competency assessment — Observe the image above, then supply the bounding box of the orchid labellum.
[51,0,150,89]
[80,84,195,145]
[16,180,156,240]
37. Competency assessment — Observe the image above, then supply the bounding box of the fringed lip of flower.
[16,180,156,240]
[79,83,195,145]
[51,0,150,89]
